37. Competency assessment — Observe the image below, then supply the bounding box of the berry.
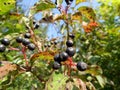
[22,38,30,46]
[69,33,75,39]
[34,24,39,29]
[28,43,35,50]
[47,43,51,47]
[52,61,61,69]
[44,43,47,47]
[59,52,69,61]
[54,53,62,62]
[65,0,70,5]
[54,41,58,45]
[24,33,31,38]
[66,40,74,47]
[1,38,10,46]
[77,61,87,71]
[16,36,23,43]
[0,44,6,52]
[66,47,75,57]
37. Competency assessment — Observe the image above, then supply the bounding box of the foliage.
[0,0,119,90]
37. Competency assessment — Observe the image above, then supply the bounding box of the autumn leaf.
[78,6,96,21]
[0,61,17,79]
[30,51,56,61]
[71,11,82,22]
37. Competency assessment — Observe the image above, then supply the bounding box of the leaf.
[33,1,55,12]
[0,0,16,15]
[86,82,96,90]
[45,72,68,90]
[0,61,17,79]
[78,6,96,21]
[53,14,67,21]
[76,0,86,5]
[73,78,87,90]
[96,75,106,88]
[30,51,55,61]
[71,11,82,22]
[85,65,103,76]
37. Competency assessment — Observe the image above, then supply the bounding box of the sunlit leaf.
[33,1,55,12]
[78,6,96,21]
[71,11,82,22]
[76,0,86,5]
[53,14,67,21]
[0,0,16,15]
[86,65,103,76]
[96,75,107,88]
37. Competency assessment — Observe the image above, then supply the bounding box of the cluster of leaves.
[0,0,119,90]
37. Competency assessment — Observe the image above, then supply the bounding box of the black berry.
[66,40,74,47]
[1,38,10,46]
[69,33,75,39]
[54,41,58,45]
[16,36,23,43]
[66,47,75,57]
[22,38,30,46]
[59,52,69,61]
[28,43,35,50]
[0,44,6,52]
[34,24,39,29]
[47,43,51,47]
[52,61,61,69]
[54,53,62,62]
[77,61,87,71]
[44,43,47,47]
[24,33,31,38]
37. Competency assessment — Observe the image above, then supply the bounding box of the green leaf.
[78,6,96,21]
[45,72,68,90]
[96,75,106,88]
[33,1,55,12]
[0,0,16,15]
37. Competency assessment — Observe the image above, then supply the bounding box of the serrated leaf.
[0,0,16,15]
[78,6,96,21]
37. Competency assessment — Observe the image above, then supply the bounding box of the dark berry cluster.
[16,32,35,51]
[0,38,10,52]
[52,33,88,71]
[53,33,76,69]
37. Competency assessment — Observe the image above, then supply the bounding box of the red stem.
[21,46,28,66]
